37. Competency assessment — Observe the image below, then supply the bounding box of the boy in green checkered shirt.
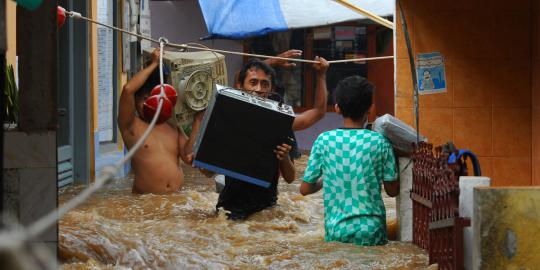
[300,76,399,246]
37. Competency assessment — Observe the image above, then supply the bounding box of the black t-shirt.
[216,174,279,220]
[216,132,300,220]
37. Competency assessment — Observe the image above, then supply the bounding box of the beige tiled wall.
[396,0,535,186]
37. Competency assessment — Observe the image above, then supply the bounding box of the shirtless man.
[119,48,193,193]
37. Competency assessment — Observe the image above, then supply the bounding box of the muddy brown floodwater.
[59,156,430,269]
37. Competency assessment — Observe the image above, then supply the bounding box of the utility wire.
[66,10,394,64]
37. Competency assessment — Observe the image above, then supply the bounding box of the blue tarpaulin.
[198,0,394,39]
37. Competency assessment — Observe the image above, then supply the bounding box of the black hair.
[237,58,276,88]
[335,75,374,121]
[135,68,166,99]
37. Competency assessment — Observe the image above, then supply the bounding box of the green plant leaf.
[4,64,19,124]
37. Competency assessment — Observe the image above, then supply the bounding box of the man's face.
[241,68,272,97]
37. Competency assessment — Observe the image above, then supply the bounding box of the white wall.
[294,112,342,151]
[149,0,243,84]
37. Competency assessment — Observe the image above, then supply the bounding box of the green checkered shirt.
[303,128,397,245]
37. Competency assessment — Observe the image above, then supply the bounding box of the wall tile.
[19,168,58,242]
[396,95,414,109]
[3,169,19,194]
[449,0,490,11]
[533,108,540,158]
[396,107,415,128]
[493,108,531,157]
[492,157,531,186]
[454,59,492,107]
[492,60,531,107]
[478,156,493,179]
[411,0,485,12]
[533,158,540,185]
[2,169,20,220]
[395,0,415,13]
[461,156,492,182]
[528,7,537,187]
[396,59,414,108]
[491,12,530,60]
[463,156,492,178]
[395,0,535,188]
[395,9,414,60]
[419,59,453,108]
[452,13,493,59]
[414,10,455,59]
[532,63,540,108]
[3,131,56,169]
[534,11,540,60]
[492,0,531,11]
[454,108,492,156]
[419,108,453,146]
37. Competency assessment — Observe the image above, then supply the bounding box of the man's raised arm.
[292,56,329,131]
[118,48,160,131]
[264,49,303,69]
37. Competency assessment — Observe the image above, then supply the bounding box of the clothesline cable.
[0,39,169,248]
[66,10,394,64]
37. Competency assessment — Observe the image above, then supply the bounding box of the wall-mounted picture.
[416,52,446,95]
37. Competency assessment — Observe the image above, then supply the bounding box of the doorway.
[57,0,90,186]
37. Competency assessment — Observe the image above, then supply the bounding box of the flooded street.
[59,157,429,269]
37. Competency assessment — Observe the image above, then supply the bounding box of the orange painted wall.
[532,2,540,185]
[368,26,394,117]
[396,0,534,186]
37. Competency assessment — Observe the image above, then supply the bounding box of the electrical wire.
[66,10,393,65]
